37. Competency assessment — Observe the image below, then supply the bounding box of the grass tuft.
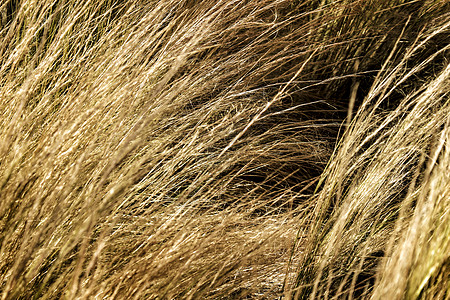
[0,0,448,298]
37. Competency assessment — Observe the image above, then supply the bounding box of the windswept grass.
[0,0,448,299]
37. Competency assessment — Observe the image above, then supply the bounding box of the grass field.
[0,0,449,299]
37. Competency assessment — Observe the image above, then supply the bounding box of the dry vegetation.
[0,0,449,299]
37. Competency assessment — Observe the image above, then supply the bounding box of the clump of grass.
[0,0,448,299]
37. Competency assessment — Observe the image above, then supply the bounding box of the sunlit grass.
[0,0,448,298]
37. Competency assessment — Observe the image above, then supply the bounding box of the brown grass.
[0,0,448,299]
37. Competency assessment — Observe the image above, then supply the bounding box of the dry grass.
[0,0,448,299]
